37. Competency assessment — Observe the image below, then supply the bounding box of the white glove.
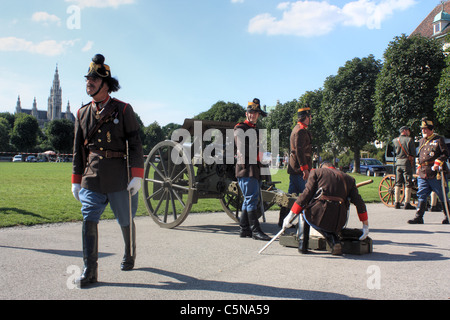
[359,223,369,241]
[283,211,299,229]
[72,183,81,202]
[127,177,142,196]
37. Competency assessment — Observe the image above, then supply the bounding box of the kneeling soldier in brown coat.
[283,162,369,255]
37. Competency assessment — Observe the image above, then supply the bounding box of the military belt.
[90,149,126,159]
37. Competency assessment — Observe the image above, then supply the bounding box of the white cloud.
[65,0,135,9]
[81,41,94,52]
[231,0,245,3]
[31,12,62,26]
[248,0,417,37]
[0,37,78,56]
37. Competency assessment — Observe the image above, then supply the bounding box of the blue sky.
[0,0,443,126]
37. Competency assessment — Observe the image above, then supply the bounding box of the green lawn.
[0,163,381,228]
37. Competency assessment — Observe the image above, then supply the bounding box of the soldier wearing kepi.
[278,105,313,226]
[234,98,271,241]
[71,54,145,287]
[408,118,449,225]
[393,126,416,210]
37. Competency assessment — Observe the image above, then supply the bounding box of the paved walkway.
[0,203,449,300]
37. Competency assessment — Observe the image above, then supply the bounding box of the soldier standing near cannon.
[278,105,313,227]
[71,54,145,287]
[393,126,416,210]
[234,99,271,241]
[408,118,449,225]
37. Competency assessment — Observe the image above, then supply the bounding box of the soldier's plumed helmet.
[85,54,120,93]
[420,117,434,130]
[85,54,111,79]
[247,98,267,117]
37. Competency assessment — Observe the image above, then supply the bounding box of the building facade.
[15,65,75,127]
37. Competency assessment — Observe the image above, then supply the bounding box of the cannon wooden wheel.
[379,174,402,207]
[143,140,195,229]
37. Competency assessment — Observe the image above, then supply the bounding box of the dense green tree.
[263,100,298,153]
[10,114,40,152]
[0,117,11,152]
[46,119,74,154]
[434,46,450,137]
[322,55,382,173]
[143,121,164,154]
[194,100,245,123]
[374,34,445,140]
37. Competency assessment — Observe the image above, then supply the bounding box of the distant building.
[15,65,75,127]
[410,0,450,50]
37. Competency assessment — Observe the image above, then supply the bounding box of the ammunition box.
[279,232,373,255]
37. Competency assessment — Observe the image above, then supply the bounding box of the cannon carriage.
[142,119,297,229]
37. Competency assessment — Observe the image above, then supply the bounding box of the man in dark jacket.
[71,54,145,287]
[234,98,270,241]
[408,118,449,225]
[283,162,369,255]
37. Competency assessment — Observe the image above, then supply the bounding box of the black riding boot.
[76,221,98,288]
[248,210,271,241]
[239,210,252,238]
[121,222,136,271]
[298,222,310,254]
[408,201,426,224]
[321,231,342,255]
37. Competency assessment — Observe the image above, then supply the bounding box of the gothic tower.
[47,65,62,120]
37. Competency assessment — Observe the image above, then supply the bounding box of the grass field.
[0,163,383,228]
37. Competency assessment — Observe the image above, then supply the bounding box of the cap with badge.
[420,117,434,130]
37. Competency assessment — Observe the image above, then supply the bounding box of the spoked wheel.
[379,174,404,207]
[220,183,243,223]
[143,140,195,229]
[220,181,272,223]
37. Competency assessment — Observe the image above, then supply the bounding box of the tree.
[0,117,10,152]
[298,89,326,155]
[143,122,164,154]
[10,114,40,152]
[434,43,450,137]
[194,101,245,123]
[263,100,298,152]
[322,55,382,173]
[374,34,445,140]
[46,119,74,153]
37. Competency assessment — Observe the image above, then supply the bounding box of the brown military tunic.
[72,97,144,194]
[287,123,313,175]
[234,120,262,180]
[417,133,449,180]
[291,167,368,233]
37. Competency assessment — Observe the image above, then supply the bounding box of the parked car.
[12,155,23,162]
[349,158,387,176]
[26,155,37,162]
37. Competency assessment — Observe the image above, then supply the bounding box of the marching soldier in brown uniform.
[71,54,145,287]
[408,118,449,225]
[393,126,416,210]
[283,162,369,255]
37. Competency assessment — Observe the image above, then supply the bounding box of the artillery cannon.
[142,119,298,229]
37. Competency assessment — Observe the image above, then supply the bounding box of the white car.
[12,155,23,162]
